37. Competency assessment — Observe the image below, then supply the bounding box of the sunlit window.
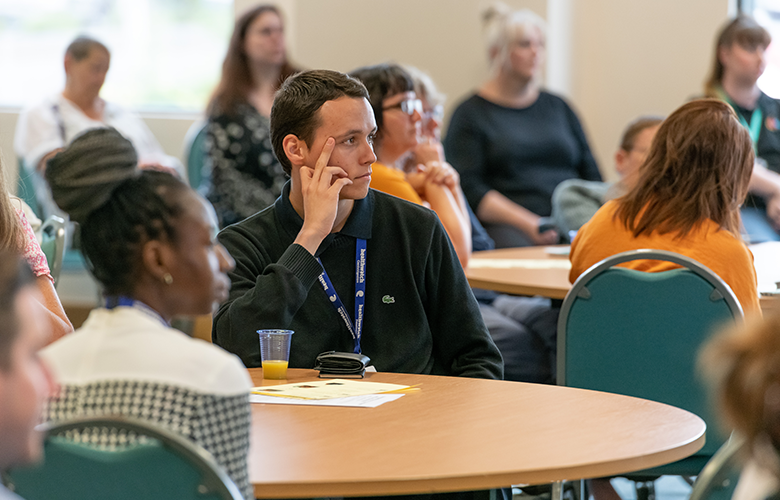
[0,0,232,113]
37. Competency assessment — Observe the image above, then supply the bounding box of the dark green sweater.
[213,183,503,379]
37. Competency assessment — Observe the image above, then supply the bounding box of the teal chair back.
[3,416,243,500]
[16,158,42,219]
[39,216,66,288]
[184,120,210,192]
[558,249,743,475]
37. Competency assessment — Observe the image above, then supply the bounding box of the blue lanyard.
[316,239,367,354]
[105,296,170,327]
[719,88,762,151]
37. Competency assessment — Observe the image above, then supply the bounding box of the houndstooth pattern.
[45,381,253,500]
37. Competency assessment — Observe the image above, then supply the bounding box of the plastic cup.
[257,330,294,380]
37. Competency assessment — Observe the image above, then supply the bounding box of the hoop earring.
[163,273,174,285]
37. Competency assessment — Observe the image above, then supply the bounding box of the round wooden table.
[248,369,705,498]
[465,243,780,313]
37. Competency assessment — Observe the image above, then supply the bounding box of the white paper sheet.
[468,259,572,270]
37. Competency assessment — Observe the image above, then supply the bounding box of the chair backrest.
[558,249,744,457]
[3,416,243,500]
[183,120,211,192]
[16,158,42,219]
[39,215,66,287]
[689,434,746,500]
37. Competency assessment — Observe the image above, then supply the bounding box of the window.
[0,0,232,112]
[749,0,780,98]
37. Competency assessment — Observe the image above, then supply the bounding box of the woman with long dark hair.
[205,5,299,227]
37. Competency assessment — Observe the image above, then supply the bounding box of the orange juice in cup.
[261,360,289,380]
[257,330,293,380]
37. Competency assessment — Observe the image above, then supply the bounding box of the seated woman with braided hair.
[38,128,254,500]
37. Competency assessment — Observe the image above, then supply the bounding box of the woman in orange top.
[570,98,760,315]
[348,64,472,267]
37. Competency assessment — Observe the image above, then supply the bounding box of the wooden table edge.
[252,427,705,498]
[466,277,570,299]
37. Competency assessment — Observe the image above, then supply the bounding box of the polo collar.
[275,181,374,248]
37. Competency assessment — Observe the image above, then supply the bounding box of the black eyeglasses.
[383,98,423,116]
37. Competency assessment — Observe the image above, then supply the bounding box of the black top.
[205,104,287,228]
[443,92,601,217]
[213,183,504,379]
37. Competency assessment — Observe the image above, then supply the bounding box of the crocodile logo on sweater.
[382,295,395,304]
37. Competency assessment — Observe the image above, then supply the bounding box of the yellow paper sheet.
[252,379,410,400]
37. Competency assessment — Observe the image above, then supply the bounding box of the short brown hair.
[615,98,753,239]
[65,36,109,62]
[705,16,771,97]
[0,252,35,371]
[618,116,664,152]
[270,69,369,175]
[700,313,780,447]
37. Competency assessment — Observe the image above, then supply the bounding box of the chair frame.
[4,415,244,500]
[689,434,746,500]
[558,248,743,384]
[39,215,66,288]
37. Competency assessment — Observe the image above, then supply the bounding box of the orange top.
[570,200,761,315]
[369,162,423,204]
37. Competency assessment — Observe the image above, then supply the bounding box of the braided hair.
[46,128,190,296]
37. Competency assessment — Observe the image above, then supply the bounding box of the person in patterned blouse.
[39,128,255,500]
[0,154,72,342]
[205,4,300,228]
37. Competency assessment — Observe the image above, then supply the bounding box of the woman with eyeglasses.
[349,63,471,266]
[444,4,600,248]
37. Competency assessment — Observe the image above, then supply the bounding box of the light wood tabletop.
[465,246,572,299]
[247,369,705,498]
[466,243,780,313]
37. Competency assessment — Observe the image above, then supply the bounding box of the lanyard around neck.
[718,88,762,150]
[316,238,367,354]
[105,296,170,327]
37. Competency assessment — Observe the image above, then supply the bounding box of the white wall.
[239,0,730,180]
[566,0,729,180]
[1,1,732,189]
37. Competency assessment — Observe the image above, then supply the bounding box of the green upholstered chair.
[39,215,66,288]
[3,416,243,500]
[183,120,210,192]
[555,249,744,500]
[16,158,42,219]
[689,434,745,500]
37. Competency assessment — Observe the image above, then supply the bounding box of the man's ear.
[63,54,73,74]
[282,134,308,168]
[141,239,171,283]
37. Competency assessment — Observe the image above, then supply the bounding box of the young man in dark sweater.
[212,69,503,379]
